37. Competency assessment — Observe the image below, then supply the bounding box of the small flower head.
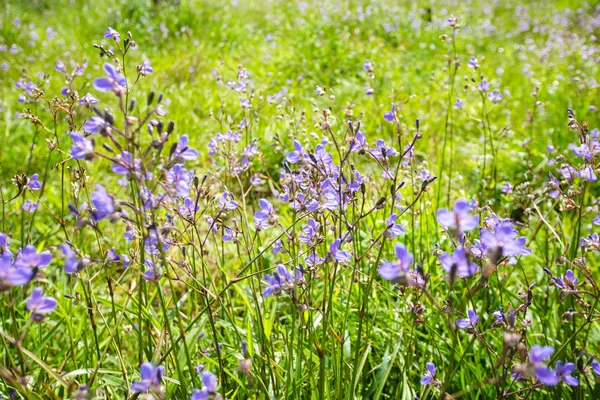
[131,362,164,393]
[26,287,57,321]
[420,362,437,385]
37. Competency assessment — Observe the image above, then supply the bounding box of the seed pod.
[147,91,155,105]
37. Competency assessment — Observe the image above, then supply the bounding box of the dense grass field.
[1,0,600,398]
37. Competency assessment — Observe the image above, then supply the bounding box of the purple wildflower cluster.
[2,9,600,399]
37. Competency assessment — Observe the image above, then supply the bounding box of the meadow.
[1,0,600,398]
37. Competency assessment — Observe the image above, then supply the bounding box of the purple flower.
[420,363,436,385]
[263,264,296,297]
[384,214,404,238]
[329,238,351,263]
[70,132,94,160]
[254,199,275,231]
[436,199,479,232]
[90,185,115,221]
[299,218,320,245]
[0,233,9,252]
[555,361,578,386]
[94,63,127,95]
[529,345,559,385]
[82,116,109,134]
[534,365,559,386]
[167,164,193,198]
[173,135,198,161]
[218,192,238,211]
[577,166,597,182]
[222,228,234,242]
[305,251,324,269]
[383,103,396,122]
[55,60,66,72]
[272,239,283,254]
[488,89,503,103]
[26,287,57,321]
[363,59,374,72]
[378,243,414,282]
[138,60,153,76]
[467,56,479,69]
[143,260,159,281]
[530,345,554,364]
[370,139,398,160]
[14,245,52,271]
[131,362,164,393]
[179,197,199,216]
[592,360,600,376]
[286,140,306,164]
[190,370,219,400]
[59,243,81,274]
[454,98,463,109]
[79,93,98,105]
[440,247,478,278]
[26,174,41,191]
[456,309,479,329]
[349,131,367,152]
[111,151,140,175]
[480,222,531,258]
[554,269,578,290]
[103,27,120,40]
[478,80,490,92]
[501,182,513,194]
[22,200,38,213]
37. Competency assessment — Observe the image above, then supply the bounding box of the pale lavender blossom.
[456,309,479,329]
[26,287,57,321]
[436,199,479,232]
[94,63,127,94]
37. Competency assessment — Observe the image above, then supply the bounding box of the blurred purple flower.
[174,135,198,161]
[79,93,98,105]
[329,238,351,263]
[436,199,479,232]
[103,27,120,40]
[263,264,296,297]
[440,247,478,278]
[384,214,404,238]
[70,132,94,160]
[138,60,153,76]
[480,222,531,258]
[456,309,479,329]
[191,370,218,400]
[131,362,164,393]
[111,151,141,175]
[467,56,479,69]
[90,185,115,221]
[94,63,127,95]
[59,243,80,274]
[82,116,109,134]
[286,140,306,164]
[383,103,396,122]
[488,89,503,103]
[26,287,57,321]
[218,192,238,211]
[378,243,414,282]
[478,80,490,92]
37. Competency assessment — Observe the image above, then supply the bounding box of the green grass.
[1,0,600,399]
